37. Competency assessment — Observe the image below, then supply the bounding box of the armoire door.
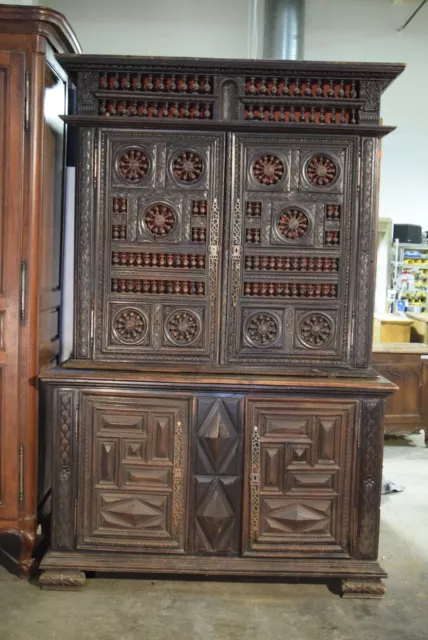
[89,129,225,366]
[0,51,25,525]
[243,397,357,557]
[77,392,189,553]
[222,132,358,371]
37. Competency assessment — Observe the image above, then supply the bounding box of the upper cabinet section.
[57,56,404,130]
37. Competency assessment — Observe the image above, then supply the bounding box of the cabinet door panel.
[77,393,189,553]
[222,133,357,371]
[0,52,24,521]
[90,129,225,365]
[243,398,357,557]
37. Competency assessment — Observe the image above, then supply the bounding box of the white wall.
[304,0,428,232]
[40,0,252,58]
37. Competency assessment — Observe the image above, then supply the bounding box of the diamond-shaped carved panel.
[196,479,235,551]
[100,494,168,532]
[198,399,237,472]
[262,499,331,535]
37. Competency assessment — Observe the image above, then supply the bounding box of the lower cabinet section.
[40,371,394,597]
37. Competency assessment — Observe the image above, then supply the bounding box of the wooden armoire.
[0,5,81,576]
[39,56,403,597]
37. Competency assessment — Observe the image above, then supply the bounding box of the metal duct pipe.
[263,0,304,60]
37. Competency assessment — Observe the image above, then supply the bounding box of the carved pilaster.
[356,399,383,559]
[75,128,94,358]
[54,390,77,551]
[354,137,378,368]
[358,79,384,124]
[76,71,98,115]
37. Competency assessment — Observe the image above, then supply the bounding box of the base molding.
[341,579,386,599]
[39,571,86,591]
[40,550,387,581]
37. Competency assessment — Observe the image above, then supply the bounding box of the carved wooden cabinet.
[0,5,80,576]
[39,56,401,597]
[373,347,428,445]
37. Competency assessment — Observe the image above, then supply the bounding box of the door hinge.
[24,70,30,132]
[20,261,28,323]
[90,297,95,353]
[19,444,24,504]
[74,397,79,442]
[74,498,78,538]
[93,143,98,184]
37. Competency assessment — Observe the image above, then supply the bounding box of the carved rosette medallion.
[117,147,150,182]
[306,154,337,186]
[245,313,280,348]
[112,307,147,344]
[165,309,201,346]
[252,154,285,186]
[276,207,310,241]
[299,313,333,348]
[172,150,204,183]
[145,203,177,236]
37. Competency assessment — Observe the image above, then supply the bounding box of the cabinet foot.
[39,571,86,591]
[341,579,386,599]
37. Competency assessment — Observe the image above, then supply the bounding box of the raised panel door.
[222,133,357,371]
[243,397,357,557]
[77,393,189,553]
[87,129,225,365]
[0,51,25,523]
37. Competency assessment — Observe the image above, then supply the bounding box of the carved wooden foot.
[341,579,386,599]
[18,525,37,579]
[39,571,86,591]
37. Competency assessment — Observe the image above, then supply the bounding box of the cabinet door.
[77,392,189,553]
[222,133,357,371]
[80,129,225,365]
[0,52,24,523]
[243,398,357,557]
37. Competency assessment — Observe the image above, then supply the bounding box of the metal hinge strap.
[24,70,30,132]
[20,261,28,323]
[19,444,24,504]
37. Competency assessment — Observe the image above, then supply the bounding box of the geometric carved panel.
[190,397,243,554]
[245,398,357,556]
[78,394,189,552]
[262,498,331,534]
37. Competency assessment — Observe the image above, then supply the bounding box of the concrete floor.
[1,433,427,640]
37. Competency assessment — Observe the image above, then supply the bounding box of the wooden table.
[373,343,428,445]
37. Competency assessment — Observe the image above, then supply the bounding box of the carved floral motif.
[112,308,147,343]
[252,154,285,185]
[166,309,200,345]
[246,313,279,347]
[172,151,204,182]
[277,207,310,241]
[299,313,333,348]
[118,148,150,182]
[306,154,337,186]
[145,203,177,236]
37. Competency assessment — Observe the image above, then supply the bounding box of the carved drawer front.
[77,393,189,553]
[243,398,357,557]
[223,133,357,370]
[89,129,225,364]
[189,396,244,554]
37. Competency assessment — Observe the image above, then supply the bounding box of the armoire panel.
[85,129,226,365]
[222,133,357,370]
